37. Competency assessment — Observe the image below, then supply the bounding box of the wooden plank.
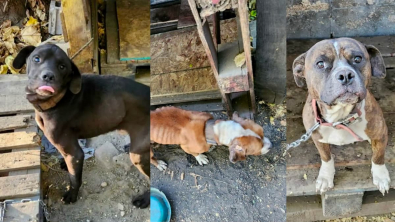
[105,0,120,64]
[287,191,395,222]
[61,0,94,73]
[237,0,256,112]
[0,150,40,173]
[0,95,34,115]
[151,67,218,96]
[286,163,395,196]
[117,0,150,61]
[151,18,237,75]
[0,115,33,132]
[217,42,249,93]
[3,201,40,222]
[151,89,221,105]
[0,132,38,151]
[0,174,39,199]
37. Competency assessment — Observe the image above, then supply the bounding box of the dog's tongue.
[38,86,55,93]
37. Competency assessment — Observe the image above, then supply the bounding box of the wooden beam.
[0,132,39,151]
[0,174,40,199]
[0,115,33,132]
[0,150,40,173]
[237,0,256,113]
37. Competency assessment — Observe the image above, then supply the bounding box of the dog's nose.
[41,73,55,82]
[336,70,354,85]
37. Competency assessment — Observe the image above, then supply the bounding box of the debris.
[120,211,125,217]
[101,182,108,187]
[303,173,307,180]
[181,172,185,180]
[171,171,174,180]
[117,203,124,211]
[113,153,133,171]
[20,25,41,46]
[190,173,201,188]
[234,52,246,67]
[95,141,119,169]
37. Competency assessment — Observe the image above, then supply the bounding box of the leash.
[286,99,363,151]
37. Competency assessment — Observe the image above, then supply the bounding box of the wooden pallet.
[286,38,395,219]
[0,75,40,222]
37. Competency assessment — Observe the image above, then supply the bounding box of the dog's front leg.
[371,137,390,195]
[58,140,84,204]
[311,132,335,194]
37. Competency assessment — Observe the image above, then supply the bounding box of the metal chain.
[40,200,50,222]
[286,122,320,151]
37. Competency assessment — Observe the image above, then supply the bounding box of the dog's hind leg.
[150,148,167,171]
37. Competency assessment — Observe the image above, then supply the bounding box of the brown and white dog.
[293,38,390,195]
[150,106,272,170]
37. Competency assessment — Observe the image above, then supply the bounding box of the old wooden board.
[61,0,94,73]
[0,115,34,132]
[287,191,395,222]
[105,0,120,64]
[286,163,395,196]
[217,42,248,93]
[151,67,218,94]
[151,89,221,105]
[151,18,238,75]
[0,132,38,151]
[150,4,180,34]
[0,150,40,173]
[3,201,40,222]
[0,95,34,115]
[0,173,40,199]
[117,0,150,61]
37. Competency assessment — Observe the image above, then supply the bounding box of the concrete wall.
[287,0,395,39]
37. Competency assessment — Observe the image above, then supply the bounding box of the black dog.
[13,44,150,208]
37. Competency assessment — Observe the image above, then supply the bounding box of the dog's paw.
[195,154,209,165]
[261,137,272,155]
[61,190,78,204]
[371,162,391,195]
[156,160,167,171]
[132,191,150,209]
[316,157,335,194]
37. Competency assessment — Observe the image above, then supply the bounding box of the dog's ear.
[292,53,306,87]
[13,46,36,69]
[69,61,82,94]
[229,143,246,163]
[365,45,386,78]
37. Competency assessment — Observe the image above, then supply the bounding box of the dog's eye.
[59,65,65,70]
[316,61,325,69]
[354,56,362,63]
[33,56,40,63]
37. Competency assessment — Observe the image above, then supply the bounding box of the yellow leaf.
[26,16,38,26]
[303,173,307,180]
[5,56,20,74]
[0,65,8,74]
[234,52,246,67]
[21,25,41,46]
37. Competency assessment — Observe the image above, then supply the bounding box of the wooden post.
[238,0,256,113]
[187,0,232,112]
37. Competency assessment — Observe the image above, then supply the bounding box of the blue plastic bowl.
[150,188,171,222]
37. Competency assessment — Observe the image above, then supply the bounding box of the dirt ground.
[151,101,287,222]
[41,131,150,222]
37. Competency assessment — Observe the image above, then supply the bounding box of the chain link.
[40,200,50,222]
[286,122,320,151]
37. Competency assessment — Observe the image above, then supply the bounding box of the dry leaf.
[21,26,41,46]
[234,52,246,67]
[26,16,39,26]
[0,65,8,74]
[5,56,20,74]
[303,173,307,180]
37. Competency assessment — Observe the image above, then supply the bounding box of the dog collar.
[34,90,67,112]
[205,119,218,145]
[312,99,363,141]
